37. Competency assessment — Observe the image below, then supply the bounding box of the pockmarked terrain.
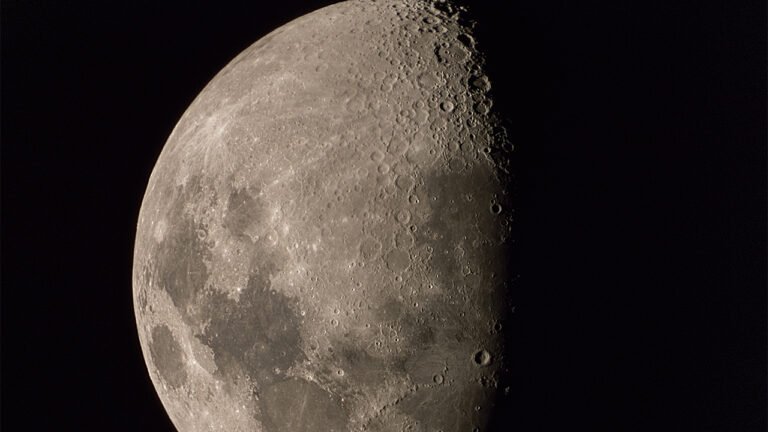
[134,1,516,430]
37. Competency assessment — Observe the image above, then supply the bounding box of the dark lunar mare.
[149,325,188,389]
[154,176,213,325]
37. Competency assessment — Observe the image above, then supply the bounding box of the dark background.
[2,1,765,430]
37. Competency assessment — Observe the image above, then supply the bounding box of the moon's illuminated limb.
[133,1,515,431]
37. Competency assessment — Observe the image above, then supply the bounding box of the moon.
[133,1,515,431]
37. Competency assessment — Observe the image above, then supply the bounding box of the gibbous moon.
[133,1,515,431]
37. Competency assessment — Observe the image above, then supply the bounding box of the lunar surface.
[133,1,516,431]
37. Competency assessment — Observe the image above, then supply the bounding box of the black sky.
[2,1,766,431]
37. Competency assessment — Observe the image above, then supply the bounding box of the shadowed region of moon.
[133,1,516,431]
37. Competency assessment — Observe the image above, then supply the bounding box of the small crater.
[448,157,466,171]
[474,100,491,115]
[395,231,415,249]
[371,149,385,162]
[457,33,475,48]
[417,72,438,89]
[395,175,415,191]
[472,349,492,367]
[469,75,491,92]
[387,138,409,156]
[396,209,412,224]
[360,237,382,261]
[384,249,411,273]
